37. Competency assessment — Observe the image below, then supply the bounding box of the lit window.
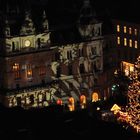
[134,41,138,48]
[129,27,132,34]
[117,25,120,32]
[129,39,132,47]
[12,63,20,79]
[134,29,137,35]
[27,64,32,78]
[122,61,134,76]
[124,26,127,33]
[124,38,127,46]
[117,37,120,45]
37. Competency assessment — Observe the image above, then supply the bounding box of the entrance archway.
[92,92,99,102]
[80,95,86,109]
[68,97,75,111]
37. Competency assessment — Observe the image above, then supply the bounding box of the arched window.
[92,92,99,102]
[80,95,86,109]
[68,97,75,111]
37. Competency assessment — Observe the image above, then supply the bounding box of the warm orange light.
[13,63,19,71]
[80,95,86,109]
[68,97,75,111]
[68,97,74,104]
[92,92,99,102]
[122,61,134,76]
[27,69,32,77]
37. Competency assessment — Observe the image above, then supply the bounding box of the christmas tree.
[126,56,140,133]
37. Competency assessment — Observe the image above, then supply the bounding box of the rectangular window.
[13,63,20,79]
[124,38,127,46]
[67,51,72,59]
[68,64,73,75]
[39,66,46,75]
[27,64,32,78]
[117,37,120,45]
[124,26,127,33]
[129,27,132,34]
[117,25,120,32]
[134,40,138,48]
[134,29,137,35]
[79,48,84,57]
[129,39,132,47]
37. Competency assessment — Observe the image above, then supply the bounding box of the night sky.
[0,0,139,22]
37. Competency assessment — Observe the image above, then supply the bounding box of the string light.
[126,56,140,133]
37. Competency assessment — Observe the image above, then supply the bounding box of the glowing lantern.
[57,99,63,105]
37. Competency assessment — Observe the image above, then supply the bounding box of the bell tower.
[78,0,101,39]
[80,0,95,18]
[20,10,35,35]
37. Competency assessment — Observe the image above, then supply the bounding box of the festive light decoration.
[56,99,63,105]
[126,56,140,133]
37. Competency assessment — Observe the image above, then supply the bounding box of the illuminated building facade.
[112,19,140,75]
[0,0,116,109]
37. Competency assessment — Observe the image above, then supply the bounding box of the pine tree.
[126,56,140,133]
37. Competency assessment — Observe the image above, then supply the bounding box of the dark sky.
[0,0,139,22]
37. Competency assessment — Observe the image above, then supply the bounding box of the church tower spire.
[42,10,49,32]
[20,10,35,35]
[80,0,96,18]
[4,18,11,37]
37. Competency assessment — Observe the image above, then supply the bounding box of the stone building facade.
[0,0,116,109]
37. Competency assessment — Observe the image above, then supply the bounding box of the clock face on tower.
[24,40,31,47]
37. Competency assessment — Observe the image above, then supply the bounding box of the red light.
[57,99,62,105]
